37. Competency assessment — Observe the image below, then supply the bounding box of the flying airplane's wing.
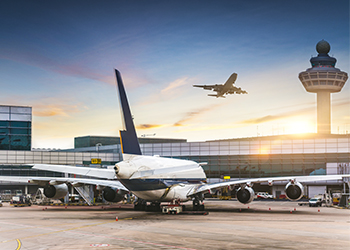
[193,84,223,92]
[189,174,350,196]
[0,176,127,190]
[223,73,237,86]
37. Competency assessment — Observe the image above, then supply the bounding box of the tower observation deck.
[299,40,348,134]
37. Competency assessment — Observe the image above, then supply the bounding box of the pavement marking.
[15,239,21,250]
[0,220,116,244]
[0,216,197,250]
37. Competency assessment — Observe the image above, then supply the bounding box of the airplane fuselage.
[115,154,206,202]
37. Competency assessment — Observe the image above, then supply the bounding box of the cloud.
[173,103,224,127]
[240,97,350,125]
[1,48,112,84]
[138,76,197,106]
[333,98,350,107]
[32,102,84,117]
[32,98,86,117]
[161,77,189,94]
[136,124,164,129]
[240,115,283,124]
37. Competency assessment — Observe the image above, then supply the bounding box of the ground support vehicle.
[309,197,322,207]
[309,192,333,207]
[162,204,183,214]
[256,192,274,199]
[10,195,32,207]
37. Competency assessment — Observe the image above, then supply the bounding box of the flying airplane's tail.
[115,69,142,156]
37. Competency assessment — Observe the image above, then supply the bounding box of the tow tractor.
[10,195,32,207]
[161,200,208,215]
[162,204,184,214]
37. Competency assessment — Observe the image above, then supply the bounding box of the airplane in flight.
[28,69,349,211]
[193,73,247,98]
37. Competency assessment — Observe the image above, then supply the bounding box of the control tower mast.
[299,40,348,134]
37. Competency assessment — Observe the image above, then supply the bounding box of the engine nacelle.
[102,187,125,203]
[236,186,255,204]
[285,181,304,201]
[44,184,68,199]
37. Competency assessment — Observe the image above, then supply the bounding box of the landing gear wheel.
[193,199,205,211]
[134,199,147,211]
[147,202,161,212]
[193,200,199,211]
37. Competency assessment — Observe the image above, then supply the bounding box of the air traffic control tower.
[299,40,348,134]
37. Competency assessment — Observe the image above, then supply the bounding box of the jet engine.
[285,181,304,201]
[44,184,69,199]
[236,186,255,204]
[102,187,125,203]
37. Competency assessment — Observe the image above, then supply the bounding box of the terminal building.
[0,40,349,199]
[0,105,32,151]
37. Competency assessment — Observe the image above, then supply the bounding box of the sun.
[287,121,313,134]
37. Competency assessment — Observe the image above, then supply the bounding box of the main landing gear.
[192,195,205,211]
[134,199,161,212]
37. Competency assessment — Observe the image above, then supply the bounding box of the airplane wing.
[189,174,350,196]
[0,176,127,191]
[193,84,223,92]
[223,73,237,86]
[32,164,116,179]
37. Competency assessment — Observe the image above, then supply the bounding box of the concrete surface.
[0,199,349,250]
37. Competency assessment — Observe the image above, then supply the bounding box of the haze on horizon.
[0,0,349,149]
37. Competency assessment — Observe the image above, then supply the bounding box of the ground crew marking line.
[0,220,116,244]
[15,239,21,250]
[1,216,196,250]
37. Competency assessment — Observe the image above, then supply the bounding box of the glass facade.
[0,150,118,177]
[138,135,350,179]
[74,135,186,148]
[0,106,32,150]
[0,134,349,180]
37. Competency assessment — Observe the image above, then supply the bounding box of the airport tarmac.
[0,199,349,250]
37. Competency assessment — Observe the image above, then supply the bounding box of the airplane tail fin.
[115,69,142,156]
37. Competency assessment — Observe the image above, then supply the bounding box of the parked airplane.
[31,69,349,211]
[0,175,127,203]
[193,73,247,98]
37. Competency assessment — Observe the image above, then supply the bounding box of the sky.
[0,0,349,149]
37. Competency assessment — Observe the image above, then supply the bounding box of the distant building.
[74,135,186,148]
[67,133,350,198]
[0,105,32,150]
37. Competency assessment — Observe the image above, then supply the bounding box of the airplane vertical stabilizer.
[115,69,142,156]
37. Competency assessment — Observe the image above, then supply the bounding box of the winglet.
[115,69,142,155]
